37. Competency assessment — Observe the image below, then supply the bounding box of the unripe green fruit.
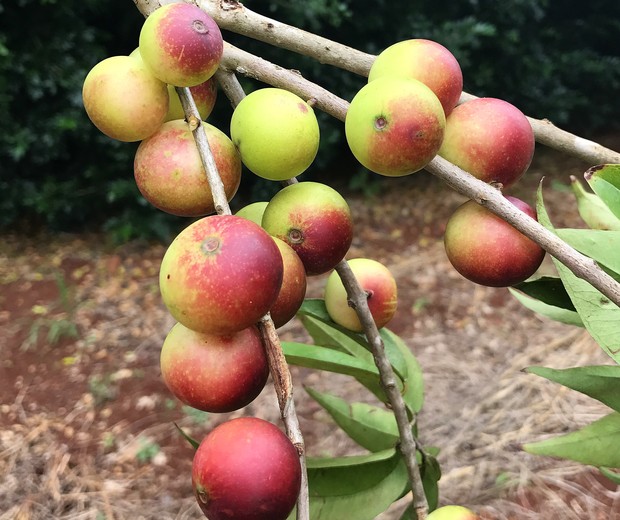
[426,505,478,519]
[230,88,320,181]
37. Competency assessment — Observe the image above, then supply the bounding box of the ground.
[1,145,619,519]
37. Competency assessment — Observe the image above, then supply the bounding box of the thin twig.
[131,3,310,519]
[210,43,620,309]
[335,260,428,519]
[195,0,620,166]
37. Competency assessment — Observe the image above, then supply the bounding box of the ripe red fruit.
[261,182,354,276]
[438,97,535,187]
[192,417,301,520]
[270,238,307,328]
[444,196,545,287]
[159,215,283,334]
[160,323,269,413]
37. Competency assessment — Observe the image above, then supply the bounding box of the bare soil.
[1,145,619,519]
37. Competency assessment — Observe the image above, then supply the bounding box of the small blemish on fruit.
[288,228,304,244]
[201,237,221,254]
[196,488,209,504]
[374,116,387,130]
[166,274,171,280]
[192,20,209,34]
[298,102,308,113]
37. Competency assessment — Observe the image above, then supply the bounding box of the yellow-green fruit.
[235,202,269,226]
[230,88,320,181]
[426,505,478,519]
[82,55,168,142]
[324,258,397,332]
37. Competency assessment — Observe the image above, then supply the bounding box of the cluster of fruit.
[81,3,403,519]
[346,39,545,287]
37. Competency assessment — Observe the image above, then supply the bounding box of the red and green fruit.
[159,215,283,334]
[165,78,217,121]
[345,77,446,176]
[235,201,269,226]
[324,258,398,332]
[270,238,307,328]
[230,88,320,181]
[160,323,269,413]
[139,3,223,87]
[134,119,241,217]
[368,38,463,117]
[438,97,535,187]
[444,196,545,287]
[82,55,168,142]
[426,505,478,519]
[261,182,353,276]
[192,417,301,520]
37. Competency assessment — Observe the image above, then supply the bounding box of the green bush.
[1,0,618,239]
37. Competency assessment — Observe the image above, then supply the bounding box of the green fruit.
[235,201,269,226]
[427,505,478,519]
[230,88,320,181]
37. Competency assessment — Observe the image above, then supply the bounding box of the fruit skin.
[426,505,478,519]
[235,201,269,226]
[192,417,301,520]
[438,97,535,187]
[160,323,268,413]
[444,196,545,287]
[324,258,397,332]
[261,182,353,276]
[368,39,463,117]
[82,55,168,142]
[230,88,320,181]
[345,77,446,177]
[270,238,307,328]
[134,119,241,217]
[159,215,283,334]
[139,3,223,87]
[165,79,217,121]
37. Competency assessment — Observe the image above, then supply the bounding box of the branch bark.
[212,42,620,308]
[132,3,310,519]
[196,0,620,166]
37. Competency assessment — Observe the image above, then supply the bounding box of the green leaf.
[173,422,200,450]
[381,328,424,414]
[525,365,620,412]
[299,313,375,362]
[600,466,620,484]
[282,342,391,401]
[287,449,409,520]
[298,299,409,383]
[536,183,620,364]
[585,164,620,220]
[557,229,620,275]
[305,387,399,452]
[420,452,441,511]
[509,287,583,326]
[523,412,620,467]
[512,276,576,311]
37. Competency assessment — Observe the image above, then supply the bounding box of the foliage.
[510,165,620,477]
[1,0,619,237]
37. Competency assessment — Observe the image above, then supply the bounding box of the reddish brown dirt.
[1,145,619,519]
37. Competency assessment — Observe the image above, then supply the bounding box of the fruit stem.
[335,260,428,519]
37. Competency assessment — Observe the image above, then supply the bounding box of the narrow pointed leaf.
[173,422,200,450]
[298,299,409,382]
[420,452,441,511]
[512,276,576,310]
[585,164,620,220]
[556,229,620,275]
[525,365,620,412]
[305,387,399,451]
[600,466,620,484]
[536,183,620,364]
[523,412,620,467]
[509,288,583,326]
[282,342,393,402]
[382,328,424,413]
[287,449,409,520]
